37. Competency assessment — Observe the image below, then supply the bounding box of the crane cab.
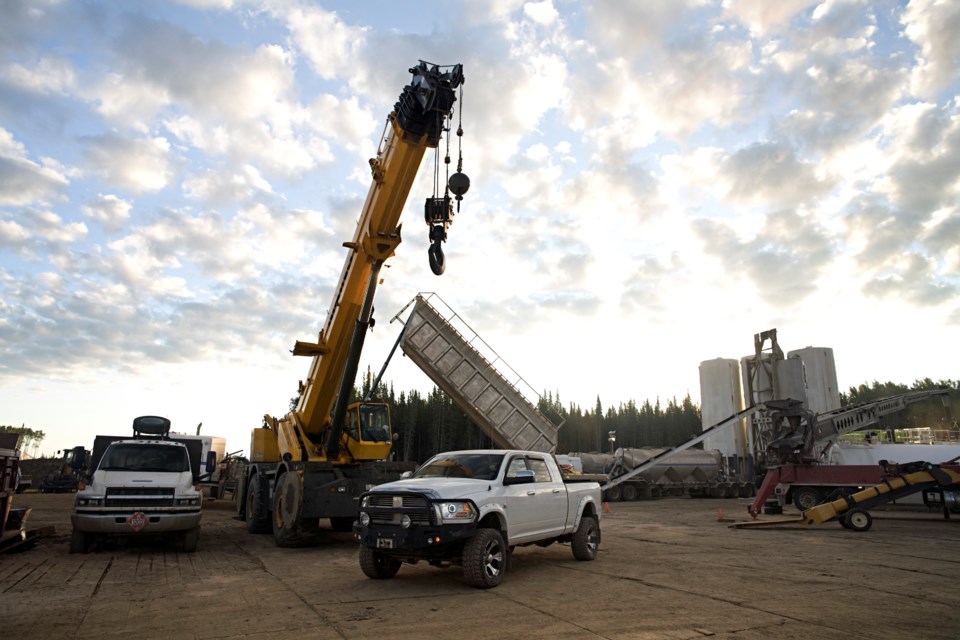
[344,402,394,462]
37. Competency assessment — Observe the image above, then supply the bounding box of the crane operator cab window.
[349,404,391,443]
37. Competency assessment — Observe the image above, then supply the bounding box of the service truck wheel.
[571,516,599,561]
[246,475,271,534]
[181,526,200,552]
[358,545,401,579]
[792,487,823,511]
[69,529,89,554]
[463,528,506,589]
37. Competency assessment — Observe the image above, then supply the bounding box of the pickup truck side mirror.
[503,470,535,486]
[400,471,413,479]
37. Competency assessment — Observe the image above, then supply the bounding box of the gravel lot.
[2,492,959,639]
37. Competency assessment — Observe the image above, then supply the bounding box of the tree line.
[0,424,46,456]
[10,376,957,463]
[360,373,958,463]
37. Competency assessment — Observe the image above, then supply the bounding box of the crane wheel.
[272,473,317,547]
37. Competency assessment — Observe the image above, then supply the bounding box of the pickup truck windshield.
[413,453,504,481]
[99,444,190,473]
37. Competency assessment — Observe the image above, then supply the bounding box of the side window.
[505,457,527,479]
[528,457,553,483]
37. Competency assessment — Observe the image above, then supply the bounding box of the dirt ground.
[2,493,959,640]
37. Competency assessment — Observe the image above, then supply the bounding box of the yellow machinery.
[241,61,468,546]
[802,462,960,531]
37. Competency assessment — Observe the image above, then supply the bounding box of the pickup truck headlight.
[434,501,476,523]
[76,497,103,507]
[176,497,200,506]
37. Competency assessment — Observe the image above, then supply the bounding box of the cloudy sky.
[2,0,958,456]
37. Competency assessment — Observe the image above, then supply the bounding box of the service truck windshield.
[99,444,190,473]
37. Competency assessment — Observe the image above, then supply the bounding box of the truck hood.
[370,477,492,500]
[87,470,194,490]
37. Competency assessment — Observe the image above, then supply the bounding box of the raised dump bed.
[398,294,560,453]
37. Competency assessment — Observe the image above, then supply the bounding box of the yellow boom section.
[296,115,432,438]
[254,62,465,465]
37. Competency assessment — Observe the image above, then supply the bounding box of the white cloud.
[902,0,960,98]
[83,134,174,193]
[722,0,820,36]
[81,194,133,230]
[0,127,70,206]
[523,1,559,26]
[0,56,76,94]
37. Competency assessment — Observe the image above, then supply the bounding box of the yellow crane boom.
[244,61,467,547]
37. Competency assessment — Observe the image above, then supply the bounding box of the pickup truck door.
[501,454,568,543]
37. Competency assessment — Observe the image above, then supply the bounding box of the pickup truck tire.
[463,528,506,588]
[571,516,599,561]
[245,475,271,534]
[69,529,89,554]
[181,526,200,552]
[358,545,401,579]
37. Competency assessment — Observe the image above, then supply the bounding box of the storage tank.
[788,346,840,414]
[698,358,745,457]
[617,448,722,484]
[740,354,807,406]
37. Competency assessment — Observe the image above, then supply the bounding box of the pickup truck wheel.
[69,529,89,554]
[463,528,506,589]
[181,526,200,552]
[246,475,271,534]
[571,516,599,561]
[358,545,401,579]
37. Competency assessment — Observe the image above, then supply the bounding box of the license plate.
[376,537,394,549]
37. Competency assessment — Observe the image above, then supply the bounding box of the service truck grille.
[105,487,176,508]
[365,494,433,526]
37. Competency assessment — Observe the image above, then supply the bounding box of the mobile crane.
[239,61,468,546]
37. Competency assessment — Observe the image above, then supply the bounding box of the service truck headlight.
[176,497,200,506]
[76,497,103,507]
[359,512,370,526]
[434,501,476,523]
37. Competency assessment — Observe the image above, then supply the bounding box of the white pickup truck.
[353,449,602,588]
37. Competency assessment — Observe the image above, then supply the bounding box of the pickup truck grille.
[365,493,433,526]
[105,487,176,508]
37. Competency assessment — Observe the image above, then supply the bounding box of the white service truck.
[353,449,602,588]
[70,416,203,553]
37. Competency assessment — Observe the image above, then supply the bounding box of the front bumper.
[354,521,477,557]
[72,510,201,534]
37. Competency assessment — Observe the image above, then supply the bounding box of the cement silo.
[698,358,747,458]
[740,353,807,407]
[788,347,840,415]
